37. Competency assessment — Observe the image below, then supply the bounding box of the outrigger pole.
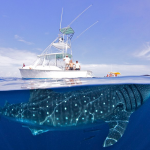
[72,21,99,42]
[60,8,63,29]
[68,4,92,26]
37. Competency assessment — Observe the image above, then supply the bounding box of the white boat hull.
[19,68,93,78]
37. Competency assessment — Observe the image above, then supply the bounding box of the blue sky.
[1,0,150,77]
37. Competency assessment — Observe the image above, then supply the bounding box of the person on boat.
[59,37,63,42]
[63,55,70,70]
[69,60,75,70]
[109,73,112,77]
[22,63,25,68]
[75,61,81,70]
[63,55,70,64]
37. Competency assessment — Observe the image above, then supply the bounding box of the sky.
[1,0,150,77]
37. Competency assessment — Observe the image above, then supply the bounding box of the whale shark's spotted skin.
[0,84,150,147]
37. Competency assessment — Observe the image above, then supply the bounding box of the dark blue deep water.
[0,76,150,150]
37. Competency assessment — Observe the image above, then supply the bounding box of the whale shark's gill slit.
[127,85,137,110]
[130,85,138,108]
[124,85,139,111]
[123,86,132,111]
[134,84,143,104]
[130,85,143,108]
[117,90,129,110]
[116,90,127,110]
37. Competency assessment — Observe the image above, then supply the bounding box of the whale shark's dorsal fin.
[22,125,49,135]
[103,103,133,147]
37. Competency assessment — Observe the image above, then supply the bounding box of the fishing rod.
[72,21,99,43]
[59,4,93,36]
[60,8,63,29]
[68,4,92,27]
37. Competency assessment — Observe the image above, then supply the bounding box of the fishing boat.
[19,6,98,79]
[19,6,96,79]
[19,28,92,79]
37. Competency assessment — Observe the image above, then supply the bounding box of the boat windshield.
[33,53,72,70]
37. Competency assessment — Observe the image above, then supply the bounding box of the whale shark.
[0,84,150,147]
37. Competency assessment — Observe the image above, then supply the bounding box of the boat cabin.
[32,53,72,70]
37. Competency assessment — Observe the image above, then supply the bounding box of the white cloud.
[82,64,150,77]
[14,35,34,45]
[134,42,150,60]
[0,47,37,77]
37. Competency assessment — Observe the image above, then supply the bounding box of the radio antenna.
[60,8,63,29]
[68,4,92,26]
[72,21,99,42]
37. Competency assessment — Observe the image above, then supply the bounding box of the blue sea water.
[0,76,150,150]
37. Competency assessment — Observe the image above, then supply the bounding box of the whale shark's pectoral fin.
[29,127,49,135]
[103,104,132,147]
[22,125,49,135]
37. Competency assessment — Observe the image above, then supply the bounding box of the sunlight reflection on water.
[0,76,150,91]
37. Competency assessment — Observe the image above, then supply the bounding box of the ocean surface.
[0,76,150,150]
